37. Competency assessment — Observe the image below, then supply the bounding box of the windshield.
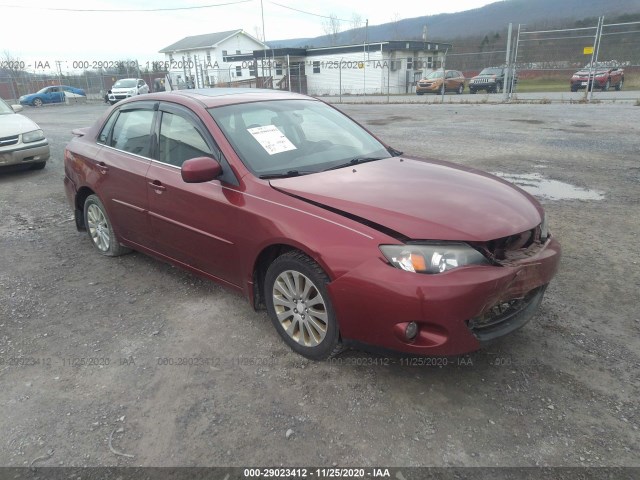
[425,71,444,79]
[113,79,136,88]
[479,68,502,75]
[208,99,390,177]
[0,98,14,114]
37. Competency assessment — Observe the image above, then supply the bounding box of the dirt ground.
[0,100,638,471]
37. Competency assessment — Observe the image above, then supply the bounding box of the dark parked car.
[570,65,624,92]
[19,85,86,107]
[63,89,560,360]
[469,67,516,94]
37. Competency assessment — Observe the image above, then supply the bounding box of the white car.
[0,98,50,170]
[107,78,149,105]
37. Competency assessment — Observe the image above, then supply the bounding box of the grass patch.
[515,78,571,93]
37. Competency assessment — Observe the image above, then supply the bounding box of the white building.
[159,29,267,88]
[159,32,451,95]
[250,41,452,96]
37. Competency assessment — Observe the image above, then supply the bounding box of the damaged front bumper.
[327,237,561,356]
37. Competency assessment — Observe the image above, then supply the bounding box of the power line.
[269,1,351,22]
[0,0,252,12]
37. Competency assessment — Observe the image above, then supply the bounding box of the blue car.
[19,85,86,107]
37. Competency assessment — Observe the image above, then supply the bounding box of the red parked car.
[570,65,624,92]
[63,89,560,360]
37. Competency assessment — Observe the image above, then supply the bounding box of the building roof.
[159,29,264,53]
[250,41,453,59]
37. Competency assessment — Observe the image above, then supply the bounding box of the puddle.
[493,172,605,200]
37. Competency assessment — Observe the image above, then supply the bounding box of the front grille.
[473,226,545,266]
[0,135,19,147]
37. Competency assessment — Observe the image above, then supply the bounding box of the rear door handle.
[149,180,166,193]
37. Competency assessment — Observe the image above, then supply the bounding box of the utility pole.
[503,23,512,102]
[363,19,368,95]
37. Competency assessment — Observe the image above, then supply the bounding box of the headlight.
[380,243,490,274]
[22,129,45,143]
[129,88,137,95]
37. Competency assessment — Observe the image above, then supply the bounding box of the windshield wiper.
[323,156,387,172]
[259,170,314,179]
[387,146,403,157]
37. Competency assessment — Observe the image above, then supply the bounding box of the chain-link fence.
[1,18,638,104]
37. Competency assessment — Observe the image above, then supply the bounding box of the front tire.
[32,98,43,107]
[265,251,342,360]
[83,194,130,256]
[494,83,502,94]
[457,84,464,94]
[615,78,623,91]
[29,161,46,170]
[602,80,610,92]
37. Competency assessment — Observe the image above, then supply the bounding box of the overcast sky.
[1,0,500,69]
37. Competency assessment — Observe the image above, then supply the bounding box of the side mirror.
[181,157,222,183]
[11,105,23,113]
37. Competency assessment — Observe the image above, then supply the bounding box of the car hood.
[111,87,136,92]
[575,70,609,75]
[0,113,40,137]
[269,157,543,242]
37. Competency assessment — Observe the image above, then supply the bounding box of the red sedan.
[63,89,560,360]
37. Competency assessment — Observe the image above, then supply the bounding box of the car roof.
[138,88,314,108]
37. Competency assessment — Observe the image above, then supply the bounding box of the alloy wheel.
[272,270,328,347]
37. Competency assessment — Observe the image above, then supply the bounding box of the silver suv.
[108,78,149,105]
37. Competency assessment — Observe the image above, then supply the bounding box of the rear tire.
[83,194,130,257]
[265,251,343,360]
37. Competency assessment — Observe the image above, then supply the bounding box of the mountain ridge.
[269,0,640,48]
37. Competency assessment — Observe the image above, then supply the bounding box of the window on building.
[275,62,282,75]
[236,50,241,54]
[249,63,257,77]
[235,66,242,77]
[407,57,413,70]
[313,61,320,74]
[222,50,227,57]
[206,51,211,62]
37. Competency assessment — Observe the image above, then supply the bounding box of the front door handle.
[97,162,109,174]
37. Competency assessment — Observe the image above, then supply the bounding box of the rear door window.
[110,109,155,157]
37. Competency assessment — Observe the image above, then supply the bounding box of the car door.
[91,101,155,247]
[137,80,148,94]
[47,87,64,103]
[445,71,455,91]
[145,102,242,287]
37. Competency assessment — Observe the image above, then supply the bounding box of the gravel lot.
[0,100,639,471]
